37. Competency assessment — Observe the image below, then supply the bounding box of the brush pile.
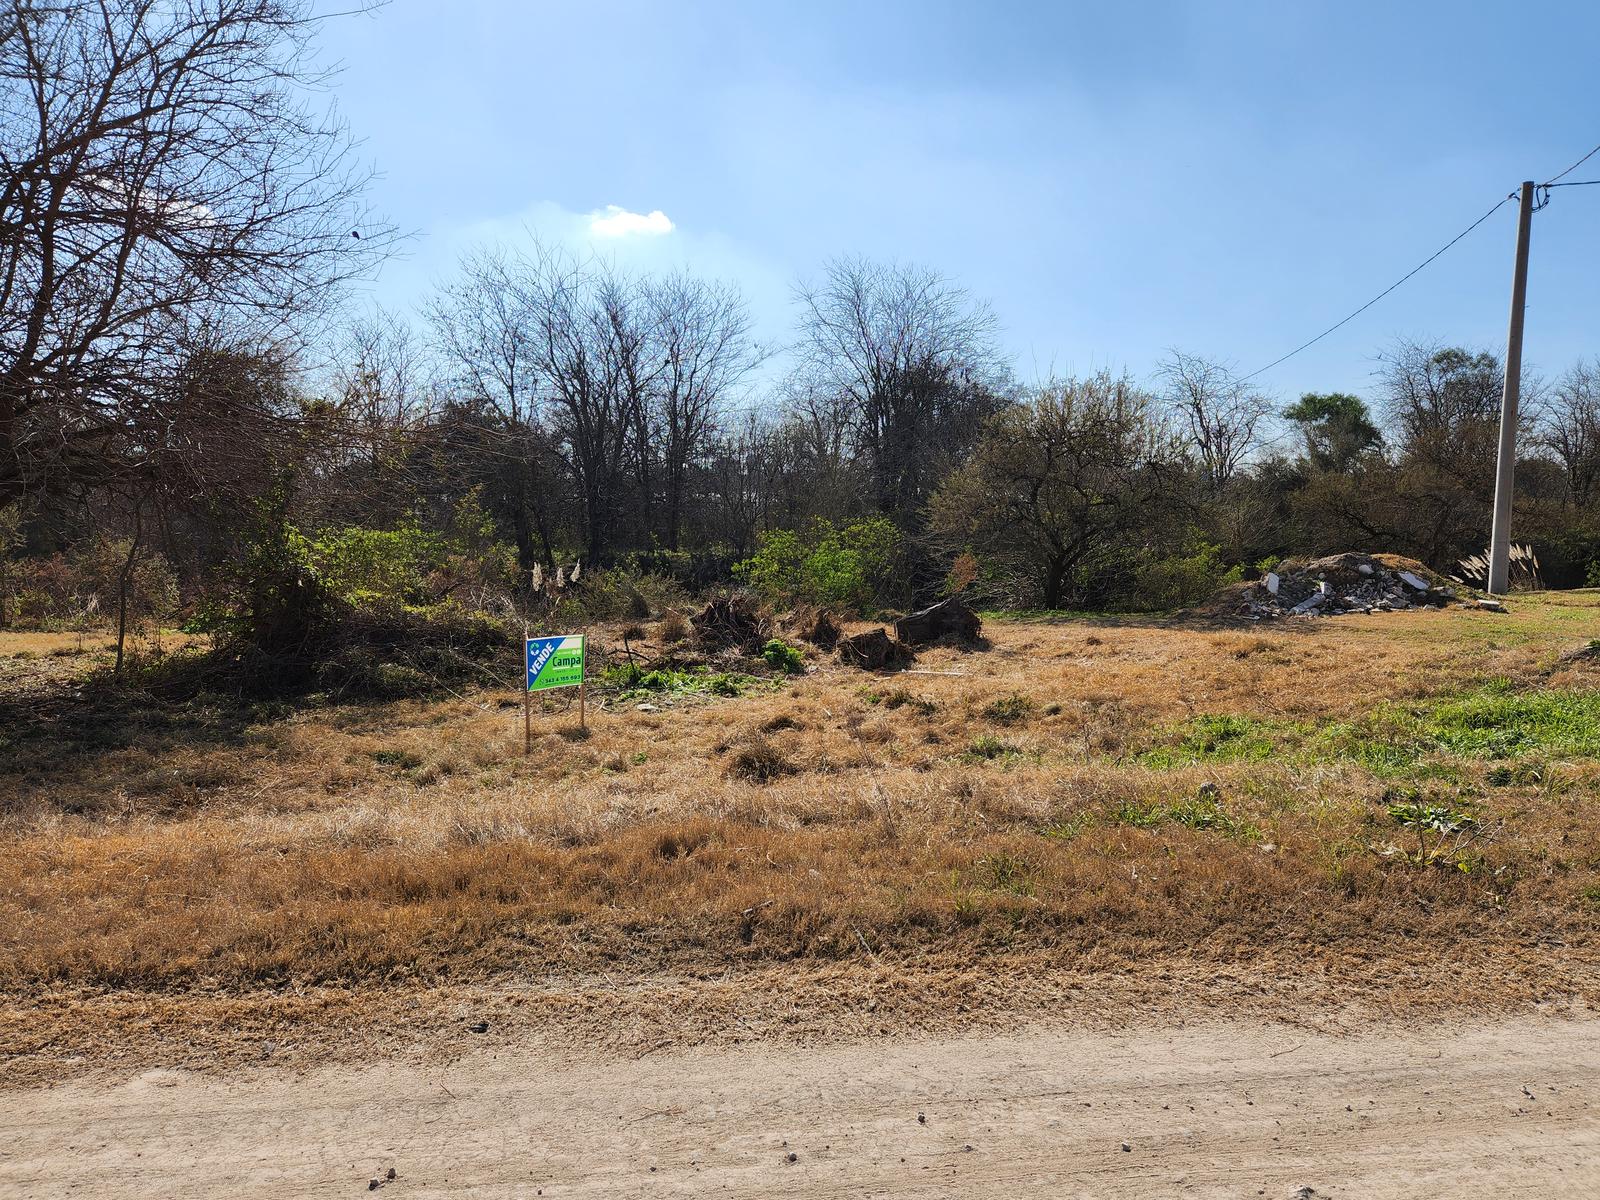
[690,591,771,651]
[1225,553,1467,620]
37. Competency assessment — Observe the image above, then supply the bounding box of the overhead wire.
[1543,142,1600,186]
[1237,193,1514,381]
[1238,138,1600,383]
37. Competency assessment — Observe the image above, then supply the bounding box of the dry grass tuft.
[726,733,798,783]
[656,611,690,643]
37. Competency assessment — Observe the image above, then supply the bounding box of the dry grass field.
[3,596,1599,1083]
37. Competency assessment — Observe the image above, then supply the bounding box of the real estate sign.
[526,634,586,692]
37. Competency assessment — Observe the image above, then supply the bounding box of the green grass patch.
[1110,786,1261,841]
[601,662,762,701]
[1142,686,1600,775]
[1142,714,1287,768]
[963,733,1023,763]
[1424,689,1600,758]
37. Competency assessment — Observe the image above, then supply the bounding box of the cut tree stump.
[893,597,982,647]
[838,628,913,670]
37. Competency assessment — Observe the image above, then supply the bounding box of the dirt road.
[3,1015,1597,1198]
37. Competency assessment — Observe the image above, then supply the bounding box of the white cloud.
[587,205,674,238]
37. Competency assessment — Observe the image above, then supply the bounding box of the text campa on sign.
[526,635,585,692]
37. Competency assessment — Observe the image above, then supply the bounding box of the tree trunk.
[113,511,144,675]
[1042,558,1067,611]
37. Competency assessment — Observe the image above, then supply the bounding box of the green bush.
[761,638,805,674]
[734,516,903,612]
[1126,541,1242,611]
[310,520,450,609]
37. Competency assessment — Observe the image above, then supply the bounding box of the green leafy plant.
[761,638,805,674]
[1379,798,1490,868]
[600,662,757,700]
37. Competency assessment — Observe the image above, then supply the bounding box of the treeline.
[9,244,1600,630]
[5,2,1600,651]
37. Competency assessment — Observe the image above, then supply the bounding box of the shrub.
[761,638,805,674]
[1129,541,1243,611]
[310,520,448,609]
[735,516,904,613]
[550,568,689,625]
[3,541,178,629]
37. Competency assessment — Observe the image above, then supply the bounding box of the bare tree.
[429,243,761,563]
[702,410,775,555]
[1378,340,1510,446]
[425,247,560,574]
[330,307,431,472]
[1156,351,1273,490]
[0,0,394,510]
[792,257,1006,526]
[592,266,660,550]
[514,246,637,563]
[648,272,760,550]
[1544,358,1600,505]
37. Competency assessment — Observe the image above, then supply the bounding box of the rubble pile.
[1229,552,1480,620]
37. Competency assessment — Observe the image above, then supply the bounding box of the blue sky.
[318,1,1600,405]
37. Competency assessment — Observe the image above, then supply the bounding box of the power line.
[1543,141,1600,185]
[1545,178,1600,188]
[1238,193,1513,382]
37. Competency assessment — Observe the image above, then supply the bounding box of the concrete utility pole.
[1487,180,1535,595]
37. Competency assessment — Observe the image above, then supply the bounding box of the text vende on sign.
[526,634,585,692]
[523,633,587,750]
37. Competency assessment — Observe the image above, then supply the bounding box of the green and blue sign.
[526,634,586,692]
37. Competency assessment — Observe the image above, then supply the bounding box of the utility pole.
[1487,180,1535,595]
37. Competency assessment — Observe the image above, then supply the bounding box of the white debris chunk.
[1398,571,1430,592]
[1264,572,1280,595]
